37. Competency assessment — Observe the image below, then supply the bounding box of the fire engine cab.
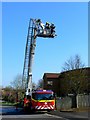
[24,89,55,111]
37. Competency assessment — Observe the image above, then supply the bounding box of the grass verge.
[0,101,15,106]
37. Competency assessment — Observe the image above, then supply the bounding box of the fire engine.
[22,18,56,112]
[24,89,55,111]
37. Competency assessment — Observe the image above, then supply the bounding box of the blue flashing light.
[36,90,53,93]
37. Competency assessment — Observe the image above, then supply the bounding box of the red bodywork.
[24,90,55,111]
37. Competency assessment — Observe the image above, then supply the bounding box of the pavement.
[49,109,89,119]
[60,107,90,112]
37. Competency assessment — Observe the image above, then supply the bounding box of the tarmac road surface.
[1,113,67,120]
[0,106,89,120]
[0,106,67,120]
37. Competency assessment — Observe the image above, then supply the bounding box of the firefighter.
[45,22,50,29]
[39,22,45,30]
[36,19,45,33]
[50,23,55,35]
[36,19,41,23]
[45,22,51,35]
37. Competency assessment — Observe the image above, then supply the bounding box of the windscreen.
[32,93,54,100]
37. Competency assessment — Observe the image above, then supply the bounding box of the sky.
[1,2,88,87]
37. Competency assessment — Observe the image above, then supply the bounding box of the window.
[47,81,53,85]
[32,93,54,100]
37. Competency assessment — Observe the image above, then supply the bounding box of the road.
[0,106,89,120]
[1,113,66,120]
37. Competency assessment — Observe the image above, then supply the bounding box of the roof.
[43,67,90,79]
[60,67,90,75]
[43,73,60,79]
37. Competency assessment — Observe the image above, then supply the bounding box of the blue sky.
[2,2,88,87]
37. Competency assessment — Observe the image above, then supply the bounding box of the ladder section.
[22,19,33,89]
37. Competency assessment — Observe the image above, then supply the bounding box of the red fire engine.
[22,18,56,112]
[24,90,55,111]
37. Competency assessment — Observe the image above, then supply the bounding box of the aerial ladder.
[22,18,56,107]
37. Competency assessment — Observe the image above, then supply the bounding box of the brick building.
[43,67,90,97]
[43,73,60,96]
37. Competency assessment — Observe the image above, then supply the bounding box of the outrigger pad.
[37,33,56,38]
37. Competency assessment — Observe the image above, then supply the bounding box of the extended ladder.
[22,18,56,96]
[22,19,34,92]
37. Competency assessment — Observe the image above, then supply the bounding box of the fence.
[56,96,72,110]
[56,94,90,110]
[77,94,90,108]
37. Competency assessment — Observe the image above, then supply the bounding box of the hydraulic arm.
[22,18,56,97]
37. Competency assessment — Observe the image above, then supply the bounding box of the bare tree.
[32,82,37,91]
[61,54,87,108]
[62,54,85,71]
[37,79,43,88]
[11,74,24,90]
[11,74,36,91]
[10,74,37,103]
